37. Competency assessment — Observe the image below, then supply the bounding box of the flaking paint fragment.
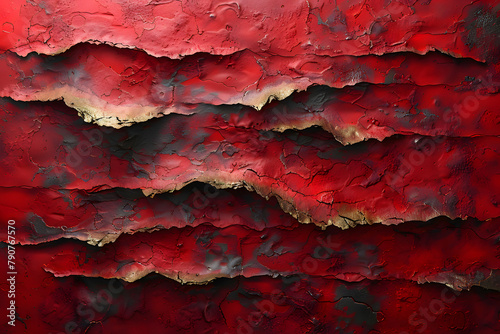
[1,45,498,128]
[4,249,500,333]
[0,99,498,228]
[36,216,500,291]
[1,0,498,61]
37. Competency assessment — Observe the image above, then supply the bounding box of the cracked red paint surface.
[1,0,500,333]
[0,184,300,245]
[1,44,499,127]
[1,99,499,228]
[1,183,499,290]
[42,217,500,290]
[2,250,500,333]
[1,0,499,60]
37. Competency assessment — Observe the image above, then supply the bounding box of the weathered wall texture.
[0,0,499,333]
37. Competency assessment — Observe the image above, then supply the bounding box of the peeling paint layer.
[1,99,499,228]
[1,44,498,127]
[1,0,498,61]
[0,184,299,245]
[3,249,500,333]
[36,216,500,291]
